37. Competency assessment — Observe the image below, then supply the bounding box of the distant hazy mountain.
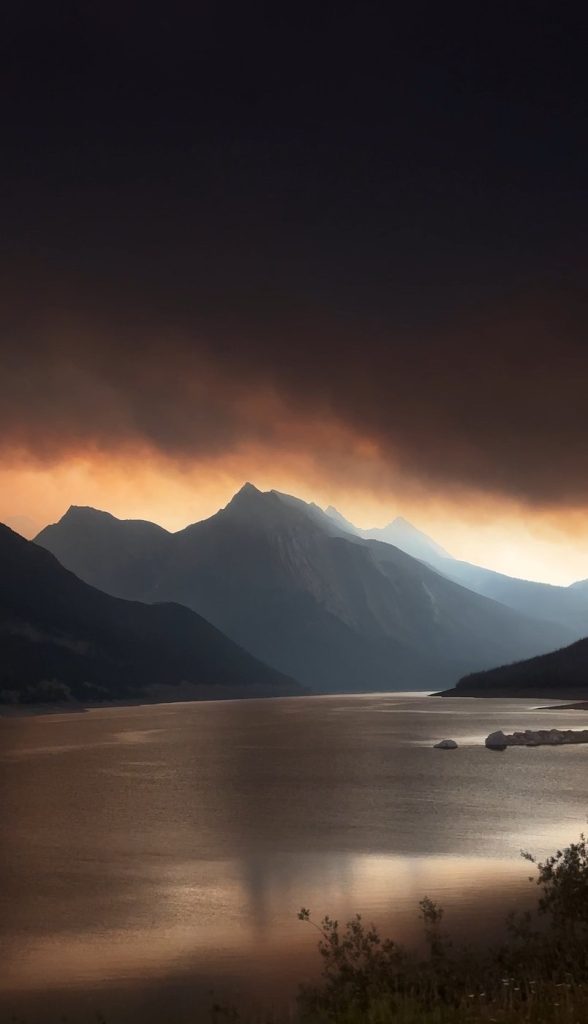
[0,523,298,704]
[323,506,362,536]
[433,559,588,634]
[440,637,588,699]
[35,485,574,693]
[324,507,452,563]
[324,507,588,635]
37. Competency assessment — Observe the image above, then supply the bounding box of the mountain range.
[0,522,298,704]
[34,484,578,694]
[324,506,588,634]
[324,507,452,563]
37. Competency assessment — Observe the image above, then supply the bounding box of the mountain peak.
[324,506,361,535]
[237,481,261,496]
[62,505,116,521]
[224,482,266,510]
[220,483,283,523]
[368,517,452,561]
[218,485,349,539]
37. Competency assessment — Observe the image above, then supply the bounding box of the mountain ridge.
[323,506,453,562]
[0,522,299,704]
[35,487,576,693]
[323,506,588,634]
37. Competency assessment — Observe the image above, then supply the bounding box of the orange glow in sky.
[2,448,588,587]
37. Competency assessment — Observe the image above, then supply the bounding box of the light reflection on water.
[1,693,587,1017]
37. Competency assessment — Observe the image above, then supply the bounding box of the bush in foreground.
[290,834,588,1023]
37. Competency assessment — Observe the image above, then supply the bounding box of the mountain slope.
[324,506,362,536]
[439,637,588,699]
[0,523,298,703]
[362,517,453,562]
[325,508,588,634]
[36,486,575,693]
[425,559,588,634]
[35,506,172,599]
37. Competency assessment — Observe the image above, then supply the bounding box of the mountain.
[324,507,451,562]
[324,508,588,635]
[324,506,361,536]
[35,506,172,599]
[363,517,453,562]
[439,637,588,699]
[0,523,298,704]
[35,485,575,693]
[433,559,588,634]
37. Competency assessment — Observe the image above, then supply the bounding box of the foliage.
[524,832,588,932]
[295,830,588,1023]
[452,636,588,697]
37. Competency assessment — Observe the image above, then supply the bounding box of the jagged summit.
[375,517,452,561]
[224,482,265,507]
[236,481,261,497]
[324,506,452,562]
[34,505,172,601]
[220,482,284,522]
[51,505,171,534]
[324,506,360,535]
[62,504,117,521]
[219,483,346,537]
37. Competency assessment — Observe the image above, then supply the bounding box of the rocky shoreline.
[485,728,588,750]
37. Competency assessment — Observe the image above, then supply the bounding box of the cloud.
[2,0,587,516]
[1,288,587,509]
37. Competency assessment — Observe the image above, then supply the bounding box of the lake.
[1,693,588,1021]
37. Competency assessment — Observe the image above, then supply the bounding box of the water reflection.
[1,694,587,1016]
[0,851,534,992]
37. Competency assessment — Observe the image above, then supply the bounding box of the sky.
[2,3,588,584]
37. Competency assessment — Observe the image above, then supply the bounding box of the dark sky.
[2,1,588,505]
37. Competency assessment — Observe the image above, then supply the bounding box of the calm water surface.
[1,693,588,1020]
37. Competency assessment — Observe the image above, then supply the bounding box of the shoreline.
[2,688,586,720]
[537,700,588,711]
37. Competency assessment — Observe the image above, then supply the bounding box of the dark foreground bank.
[439,636,588,700]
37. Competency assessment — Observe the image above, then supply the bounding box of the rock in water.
[434,739,458,749]
[485,728,588,749]
[485,730,508,750]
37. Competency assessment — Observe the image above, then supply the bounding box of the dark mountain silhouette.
[36,505,173,599]
[439,637,588,699]
[35,485,575,693]
[325,508,588,635]
[0,523,298,704]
